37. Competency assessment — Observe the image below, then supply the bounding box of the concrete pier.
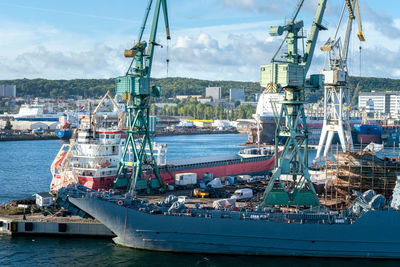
[0,215,115,237]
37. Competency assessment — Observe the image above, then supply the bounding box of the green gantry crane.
[113,0,170,193]
[261,0,327,206]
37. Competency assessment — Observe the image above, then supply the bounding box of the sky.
[0,0,399,82]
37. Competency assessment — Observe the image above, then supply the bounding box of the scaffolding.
[318,143,400,210]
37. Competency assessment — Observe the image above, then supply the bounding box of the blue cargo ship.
[353,124,382,144]
[55,113,78,140]
[55,129,73,139]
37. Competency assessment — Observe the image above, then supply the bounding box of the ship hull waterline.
[68,197,400,258]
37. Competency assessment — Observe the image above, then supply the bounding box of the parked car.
[32,128,44,135]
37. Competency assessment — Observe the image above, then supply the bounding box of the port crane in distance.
[260,0,327,206]
[315,0,365,161]
[113,0,170,193]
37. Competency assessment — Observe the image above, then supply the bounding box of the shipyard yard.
[1,137,399,266]
[2,137,400,266]
[2,0,400,265]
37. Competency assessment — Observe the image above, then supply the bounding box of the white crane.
[315,0,365,161]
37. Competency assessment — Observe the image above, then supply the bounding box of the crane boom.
[342,0,365,64]
[147,0,170,77]
[341,13,353,64]
[354,0,365,41]
[124,0,170,76]
[302,0,328,74]
[137,0,153,43]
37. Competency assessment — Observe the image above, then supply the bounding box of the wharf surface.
[0,215,115,237]
[0,133,58,142]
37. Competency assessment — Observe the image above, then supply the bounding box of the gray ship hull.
[69,197,400,258]
[260,122,276,144]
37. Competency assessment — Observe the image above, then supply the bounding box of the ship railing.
[163,208,349,225]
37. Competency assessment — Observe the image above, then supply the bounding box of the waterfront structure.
[0,85,16,98]
[229,88,245,102]
[205,87,221,101]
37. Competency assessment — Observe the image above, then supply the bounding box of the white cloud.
[219,0,342,18]
[0,3,399,82]
[0,44,126,79]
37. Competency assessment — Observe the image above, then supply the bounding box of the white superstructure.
[14,104,62,121]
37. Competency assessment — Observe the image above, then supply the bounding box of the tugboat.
[50,116,126,192]
[50,92,126,192]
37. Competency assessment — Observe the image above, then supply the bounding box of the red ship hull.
[159,156,275,184]
[53,155,275,191]
[357,134,381,144]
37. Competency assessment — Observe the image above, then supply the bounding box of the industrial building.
[176,95,202,100]
[205,87,221,101]
[229,88,245,102]
[0,120,57,130]
[358,91,400,116]
[0,85,16,98]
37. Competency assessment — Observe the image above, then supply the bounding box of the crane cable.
[359,44,362,77]
[166,39,170,78]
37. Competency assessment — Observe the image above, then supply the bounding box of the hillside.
[0,76,399,102]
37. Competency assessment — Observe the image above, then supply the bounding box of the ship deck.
[166,154,243,166]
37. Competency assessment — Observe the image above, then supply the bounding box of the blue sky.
[0,0,399,81]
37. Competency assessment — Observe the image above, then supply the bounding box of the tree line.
[152,100,255,120]
[0,76,398,104]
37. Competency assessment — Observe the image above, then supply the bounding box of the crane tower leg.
[263,87,319,206]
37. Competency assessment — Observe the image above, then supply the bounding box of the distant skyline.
[0,0,399,81]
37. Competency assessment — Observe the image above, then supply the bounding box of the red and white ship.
[50,127,276,192]
[50,93,276,192]
[50,126,127,192]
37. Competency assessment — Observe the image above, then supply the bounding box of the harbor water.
[0,134,398,266]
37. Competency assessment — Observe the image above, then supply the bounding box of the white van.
[177,196,190,203]
[230,189,253,201]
